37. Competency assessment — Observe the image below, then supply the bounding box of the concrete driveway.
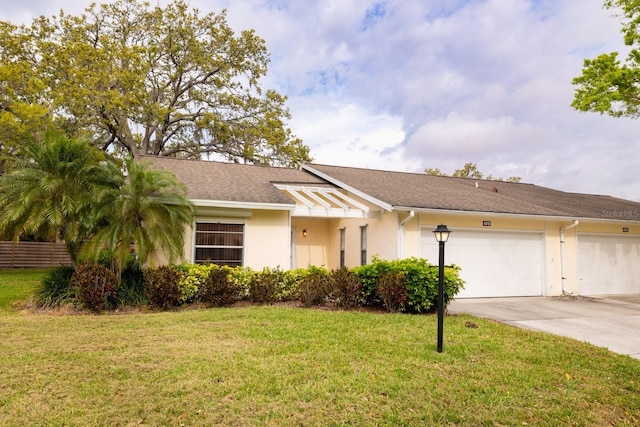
[448,295,640,360]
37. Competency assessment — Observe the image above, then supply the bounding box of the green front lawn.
[1,270,639,425]
[0,269,47,312]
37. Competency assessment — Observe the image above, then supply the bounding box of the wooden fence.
[0,241,72,268]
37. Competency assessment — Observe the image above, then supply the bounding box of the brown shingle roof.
[142,156,640,221]
[304,163,640,221]
[141,156,329,205]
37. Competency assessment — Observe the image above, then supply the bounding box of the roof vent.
[475,181,479,188]
[492,187,499,193]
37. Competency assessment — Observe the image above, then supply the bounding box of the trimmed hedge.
[352,257,465,313]
[33,257,464,314]
[143,265,182,309]
[329,267,363,309]
[298,266,330,307]
[201,265,240,307]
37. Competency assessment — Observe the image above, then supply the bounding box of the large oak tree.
[0,0,310,166]
[572,0,640,118]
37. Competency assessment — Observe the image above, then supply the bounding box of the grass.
[1,270,639,425]
[0,269,47,312]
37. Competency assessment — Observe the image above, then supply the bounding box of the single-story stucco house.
[146,156,640,299]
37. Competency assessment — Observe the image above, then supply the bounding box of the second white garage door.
[420,228,545,298]
[577,234,640,295]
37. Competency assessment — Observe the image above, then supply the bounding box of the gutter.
[560,220,579,295]
[191,199,297,211]
[391,206,640,224]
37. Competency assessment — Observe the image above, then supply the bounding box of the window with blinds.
[194,222,244,266]
[339,227,346,269]
[360,225,367,266]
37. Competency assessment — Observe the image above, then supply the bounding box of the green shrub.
[353,257,465,313]
[248,267,282,304]
[298,266,330,307]
[70,262,119,312]
[329,267,363,308]
[144,266,183,309]
[442,264,465,306]
[396,257,438,313]
[277,269,301,302]
[116,259,146,306]
[199,265,240,307]
[376,271,407,312]
[228,267,255,300]
[36,266,76,308]
[176,263,216,304]
[351,258,392,306]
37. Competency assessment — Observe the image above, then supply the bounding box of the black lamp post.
[433,224,451,353]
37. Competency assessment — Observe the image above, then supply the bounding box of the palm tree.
[0,133,118,263]
[1,134,193,273]
[85,157,194,275]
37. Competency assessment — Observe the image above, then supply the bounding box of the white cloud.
[289,97,409,171]
[2,0,639,200]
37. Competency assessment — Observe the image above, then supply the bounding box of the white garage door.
[420,228,544,298]
[577,234,640,295]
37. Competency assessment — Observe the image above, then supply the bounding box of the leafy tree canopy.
[572,0,640,118]
[0,0,311,167]
[424,162,522,182]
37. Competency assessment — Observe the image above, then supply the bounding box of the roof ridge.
[141,155,301,170]
[306,162,536,186]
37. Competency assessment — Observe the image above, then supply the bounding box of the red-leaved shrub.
[144,266,182,309]
[70,262,118,312]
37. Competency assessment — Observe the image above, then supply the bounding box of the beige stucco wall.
[359,213,399,262]
[415,213,546,232]
[544,222,564,296]
[182,222,194,264]
[575,221,640,235]
[334,213,399,268]
[291,212,401,269]
[244,210,291,269]
[290,218,335,268]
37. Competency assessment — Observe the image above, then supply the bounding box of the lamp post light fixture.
[433,224,451,353]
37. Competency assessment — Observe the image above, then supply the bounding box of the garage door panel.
[577,234,640,295]
[421,229,544,298]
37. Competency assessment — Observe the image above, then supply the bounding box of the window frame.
[339,227,346,269]
[360,225,368,266]
[192,220,246,266]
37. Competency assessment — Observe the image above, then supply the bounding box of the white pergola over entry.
[275,184,379,218]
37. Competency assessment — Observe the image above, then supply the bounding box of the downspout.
[560,220,579,295]
[398,210,415,259]
[400,210,415,227]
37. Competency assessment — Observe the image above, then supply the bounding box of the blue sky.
[2,0,639,201]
